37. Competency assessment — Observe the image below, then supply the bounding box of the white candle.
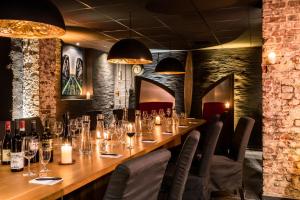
[155,116,161,125]
[96,130,101,139]
[61,144,72,164]
[86,92,91,99]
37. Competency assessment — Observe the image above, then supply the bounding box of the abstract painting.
[61,45,84,97]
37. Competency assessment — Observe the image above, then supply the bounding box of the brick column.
[263,0,300,198]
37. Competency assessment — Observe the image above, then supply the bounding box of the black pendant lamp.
[155,57,185,75]
[107,38,153,64]
[0,0,65,38]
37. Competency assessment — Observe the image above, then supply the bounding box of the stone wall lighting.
[267,51,277,64]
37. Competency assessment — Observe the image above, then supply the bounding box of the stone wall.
[192,47,262,149]
[142,52,186,112]
[263,0,300,198]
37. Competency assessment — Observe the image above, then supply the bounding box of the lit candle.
[86,92,91,100]
[96,130,101,139]
[155,116,161,125]
[267,51,276,64]
[61,144,72,164]
[225,102,230,109]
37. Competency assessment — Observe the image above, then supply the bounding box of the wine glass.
[142,111,148,119]
[166,108,171,117]
[126,123,135,149]
[22,137,39,176]
[69,119,77,138]
[151,110,157,118]
[76,117,82,135]
[39,146,52,173]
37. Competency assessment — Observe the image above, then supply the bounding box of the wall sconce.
[267,51,277,64]
[225,102,230,109]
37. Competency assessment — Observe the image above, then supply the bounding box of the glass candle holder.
[61,143,72,164]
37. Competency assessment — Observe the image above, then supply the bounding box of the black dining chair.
[103,149,171,200]
[209,117,255,200]
[159,130,200,200]
[182,121,223,200]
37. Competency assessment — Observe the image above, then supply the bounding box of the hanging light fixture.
[0,0,65,38]
[107,12,152,65]
[155,56,185,75]
[107,38,153,64]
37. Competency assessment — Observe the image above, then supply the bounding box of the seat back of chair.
[169,130,200,200]
[198,121,223,177]
[229,117,255,162]
[104,149,171,200]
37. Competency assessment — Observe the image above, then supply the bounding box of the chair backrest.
[198,121,223,177]
[104,149,171,200]
[168,130,200,200]
[229,117,255,162]
[202,102,226,122]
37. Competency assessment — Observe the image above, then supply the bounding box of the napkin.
[142,139,157,143]
[162,132,173,135]
[29,177,63,185]
[187,117,196,120]
[100,153,123,158]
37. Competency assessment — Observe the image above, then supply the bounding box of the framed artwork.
[61,44,85,99]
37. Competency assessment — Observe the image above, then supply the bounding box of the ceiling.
[53,0,262,52]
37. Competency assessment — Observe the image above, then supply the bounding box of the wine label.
[42,139,53,150]
[10,152,24,169]
[2,149,10,162]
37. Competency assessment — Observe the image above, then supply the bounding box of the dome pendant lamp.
[107,13,152,65]
[155,54,185,75]
[0,0,65,38]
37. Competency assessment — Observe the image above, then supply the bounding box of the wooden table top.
[0,119,205,200]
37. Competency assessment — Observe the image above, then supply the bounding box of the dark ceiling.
[52,0,262,51]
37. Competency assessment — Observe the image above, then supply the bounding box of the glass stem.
[130,138,132,148]
[28,159,30,174]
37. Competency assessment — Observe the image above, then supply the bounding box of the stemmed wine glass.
[22,136,39,176]
[39,145,52,173]
[69,119,77,138]
[126,123,135,149]
[76,117,82,136]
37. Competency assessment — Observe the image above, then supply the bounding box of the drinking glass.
[69,119,77,138]
[126,123,135,149]
[151,110,157,118]
[166,108,171,117]
[146,117,155,133]
[22,137,39,176]
[76,117,82,134]
[142,111,148,119]
[40,146,52,173]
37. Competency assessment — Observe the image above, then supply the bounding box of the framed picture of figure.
[61,44,86,99]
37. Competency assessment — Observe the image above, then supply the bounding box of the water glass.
[79,116,92,155]
[40,146,51,173]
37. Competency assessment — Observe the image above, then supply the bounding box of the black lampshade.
[155,57,185,74]
[0,0,65,38]
[107,38,153,64]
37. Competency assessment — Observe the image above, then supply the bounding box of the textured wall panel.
[192,47,262,149]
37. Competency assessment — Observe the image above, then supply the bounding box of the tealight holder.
[59,143,74,165]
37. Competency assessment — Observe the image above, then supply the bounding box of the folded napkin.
[162,132,173,135]
[29,177,63,185]
[187,117,196,120]
[142,139,157,143]
[100,153,122,158]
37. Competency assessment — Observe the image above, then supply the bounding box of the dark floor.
[211,150,263,200]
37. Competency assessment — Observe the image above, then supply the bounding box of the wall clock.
[132,64,144,75]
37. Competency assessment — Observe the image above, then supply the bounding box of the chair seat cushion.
[210,155,243,191]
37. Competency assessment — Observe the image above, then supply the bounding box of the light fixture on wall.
[267,51,277,64]
[155,56,185,75]
[107,12,152,64]
[0,0,65,38]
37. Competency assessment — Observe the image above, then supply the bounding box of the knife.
[35,177,62,181]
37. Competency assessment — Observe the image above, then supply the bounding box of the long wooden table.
[0,119,205,200]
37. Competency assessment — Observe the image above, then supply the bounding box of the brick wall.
[263,0,300,198]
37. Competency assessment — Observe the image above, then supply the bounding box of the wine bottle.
[10,120,24,172]
[41,119,54,162]
[62,112,72,144]
[30,120,39,163]
[2,121,12,165]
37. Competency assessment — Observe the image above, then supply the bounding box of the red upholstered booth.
[202,102,226,121]
[139,102,173,116]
